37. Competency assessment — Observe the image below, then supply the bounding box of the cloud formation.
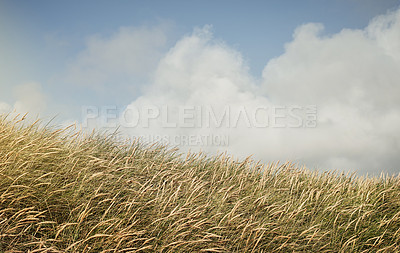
[67,25,169,94]
[0,82,47,119]
[0,102,12,114]
[261,9,400,174]
[13,82,47,116]
[78,9,400,175]
[119,26,273,156]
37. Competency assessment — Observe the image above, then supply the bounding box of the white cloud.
[0,82,47,121]
[0,101,12,114]
[261,8,400,174]
[13,82,47,116]
[67,24,170,93]
[116,26,272,156]
[83,8,400,175]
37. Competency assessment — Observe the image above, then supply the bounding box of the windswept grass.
[0,114,399,252]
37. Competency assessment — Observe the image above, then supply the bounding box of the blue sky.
[2,0,398,82]
[1,0,400,175]
[1,0,397,109]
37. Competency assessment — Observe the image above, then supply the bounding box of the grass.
[0,114,399,252]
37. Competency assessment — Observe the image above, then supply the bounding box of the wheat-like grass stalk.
[0,114,399,252]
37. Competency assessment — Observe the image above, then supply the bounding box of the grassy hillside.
[0,115,399,252]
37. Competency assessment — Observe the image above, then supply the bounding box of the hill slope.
[0,115,399,252]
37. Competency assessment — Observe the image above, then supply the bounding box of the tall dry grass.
[0,114,399,252]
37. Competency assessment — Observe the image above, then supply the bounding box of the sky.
[1,0,400,176]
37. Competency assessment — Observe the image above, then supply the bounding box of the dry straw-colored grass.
[0,114,399,252]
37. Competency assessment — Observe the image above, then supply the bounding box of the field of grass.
[0,114,399,252]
